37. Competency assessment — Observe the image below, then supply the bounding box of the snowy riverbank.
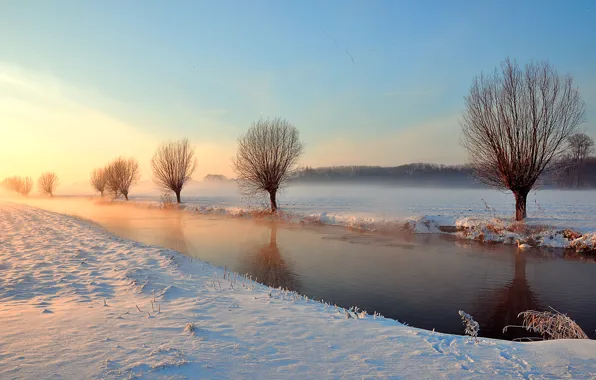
[1,202,595,379]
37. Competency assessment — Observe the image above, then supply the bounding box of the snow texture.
[1,202,595,379]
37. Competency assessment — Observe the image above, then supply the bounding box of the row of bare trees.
[1,176,33,196]
[90,157,140,201]
[77,58,585,220]
[90,140,196,203]
[7,58,586,221]
[88,123,303,213]
[96,59,587,220]
[1,173,59,197]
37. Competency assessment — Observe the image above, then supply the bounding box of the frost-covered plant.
[458,310,479,342]
[503,307,588,340]
[160,192,175,208]
[184,322,196,335]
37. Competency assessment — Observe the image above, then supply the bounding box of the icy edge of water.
[114,200,596,252]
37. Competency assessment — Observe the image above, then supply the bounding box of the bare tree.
[38,172,59,197]
[233,117,304,212]
[1,176,32,196]
[151,138,197,203]
[2,176,19,193]
[461,59,586,221]
[105,157,140,201]
[18,177,33,196]
[566,133,594,187]
[89,168,108,196]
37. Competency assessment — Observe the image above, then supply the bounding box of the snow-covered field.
[1,202,596,379]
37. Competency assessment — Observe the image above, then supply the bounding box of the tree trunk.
[124,192,129,201]
[514,190,528,221]
[269,190,278,213]
[175,190,181,204]
[100,190,104,197]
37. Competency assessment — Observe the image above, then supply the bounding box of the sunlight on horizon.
[0,63,239,184]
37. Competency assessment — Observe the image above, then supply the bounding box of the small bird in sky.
[319,27,361,64]
[320,28,339,50]
[345,48,355,64]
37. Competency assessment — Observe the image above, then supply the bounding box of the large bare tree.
[233,117,304,212]
[105,157,140,201]
[461,59,586,221]
[90,168,108,197]
[566,133,594,187]
[38,172,59,197]
[151,138,197,203]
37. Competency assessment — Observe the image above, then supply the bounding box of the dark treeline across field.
[292,159,596,189]
[293,163,479,187]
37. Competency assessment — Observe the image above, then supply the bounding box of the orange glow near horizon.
[0,64,238,186]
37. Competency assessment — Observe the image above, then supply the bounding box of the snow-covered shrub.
[458,310,479,341]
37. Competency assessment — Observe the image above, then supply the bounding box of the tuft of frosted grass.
[503,307,588,340]
[184,322,197,335]
[459,310,479,342]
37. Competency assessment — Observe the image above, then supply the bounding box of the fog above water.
[7,181,596,232]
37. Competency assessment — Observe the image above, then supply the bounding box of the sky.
[0,0,595,185]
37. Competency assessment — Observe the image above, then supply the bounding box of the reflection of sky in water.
[13,197,596,340]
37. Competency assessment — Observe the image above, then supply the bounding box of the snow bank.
[1,202,595,379]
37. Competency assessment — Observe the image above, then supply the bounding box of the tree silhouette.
[233,118,304,212]
[461,59,586,220]
[37,172,59,197]
[151,138,197,203]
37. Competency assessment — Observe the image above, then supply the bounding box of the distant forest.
[292,159,596,189]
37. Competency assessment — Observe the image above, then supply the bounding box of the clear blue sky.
[0,0,595,180]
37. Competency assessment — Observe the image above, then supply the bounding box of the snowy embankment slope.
[1,203,595,379]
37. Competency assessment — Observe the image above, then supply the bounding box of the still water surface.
[19,198,596,340]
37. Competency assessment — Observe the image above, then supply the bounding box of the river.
[12,197,596,340]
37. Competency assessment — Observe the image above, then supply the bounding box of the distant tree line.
[293,163,478,187]
[1,173,58,197]
[293,150,596,189]
[203,174,230,182]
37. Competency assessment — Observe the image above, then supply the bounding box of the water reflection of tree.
[246,223,300,292]
[159,210,189,254]
[472,252,542,340]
